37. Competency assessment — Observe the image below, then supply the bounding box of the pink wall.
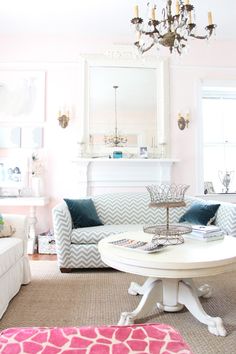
[169,40,236,195]
[0,35,236,233]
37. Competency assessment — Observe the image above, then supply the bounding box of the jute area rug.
[0,261,236,354]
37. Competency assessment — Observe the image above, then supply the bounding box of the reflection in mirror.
[89,66,157,153]
[83,55,169,158]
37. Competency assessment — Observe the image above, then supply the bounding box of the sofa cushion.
[0,324,193,353]
[64,198,103,228]
[70,244,107,268]
[71,224,143,244]
[179,202,220,225]
[0,238,23,278]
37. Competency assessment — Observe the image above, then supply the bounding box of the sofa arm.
[214,201,236,237]
[1,213,28,254]
[52,202,73,268]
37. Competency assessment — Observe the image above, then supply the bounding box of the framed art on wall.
[0,127,21,148]
[0,158,28,194]
[0,71,45,123]
[0,126,44,149]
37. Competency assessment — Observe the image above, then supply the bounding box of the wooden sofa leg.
[60,267,72,273]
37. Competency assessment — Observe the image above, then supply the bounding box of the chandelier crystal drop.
[131,0,217,55]
[104,85,128,147]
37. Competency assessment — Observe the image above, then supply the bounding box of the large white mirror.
[82,53,169,158]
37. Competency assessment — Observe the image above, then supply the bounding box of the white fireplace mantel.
[72,158,179,197]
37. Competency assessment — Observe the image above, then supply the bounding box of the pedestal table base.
[118,277,226,337]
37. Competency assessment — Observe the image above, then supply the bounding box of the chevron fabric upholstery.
[71,224,144,244]
[186,196,236,237]
[52,202,73,269]
[52,192,236,270]
[212,200,236,237]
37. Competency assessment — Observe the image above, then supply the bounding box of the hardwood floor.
[28,254,57,261]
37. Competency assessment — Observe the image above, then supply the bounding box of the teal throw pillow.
[64,198,103,228]
[179,203,220,225]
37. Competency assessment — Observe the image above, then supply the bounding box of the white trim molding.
[72,158,179,196]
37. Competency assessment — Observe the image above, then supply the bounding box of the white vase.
[31,177,43,197]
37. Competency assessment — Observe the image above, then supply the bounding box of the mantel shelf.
[73,158,179,163]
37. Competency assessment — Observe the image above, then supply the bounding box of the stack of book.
[185,225,225,242]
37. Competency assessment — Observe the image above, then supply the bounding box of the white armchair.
[0,213,31,319]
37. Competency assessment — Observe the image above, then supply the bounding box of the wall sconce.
[177,112,190,131]
[58,110,70,128]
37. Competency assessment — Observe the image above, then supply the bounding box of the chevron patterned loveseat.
[52,192,236,272]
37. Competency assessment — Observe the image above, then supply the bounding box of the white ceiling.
[0,0,234,43]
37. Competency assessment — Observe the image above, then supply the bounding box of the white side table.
[0,196,50,254]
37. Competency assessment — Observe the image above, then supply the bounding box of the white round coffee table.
[98,231,236,336]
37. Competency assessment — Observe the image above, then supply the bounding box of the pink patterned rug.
[0,323,192,353]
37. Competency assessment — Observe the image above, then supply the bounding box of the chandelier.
[104,85,128,147]
[131,0,217,55]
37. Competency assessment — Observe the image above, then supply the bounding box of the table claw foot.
[118,312,134,325]
[179,281,227,336]
[208,317,227,337]
[156,302,164,311]
[198,284,213,299]
[128,278,157,296]
[118,279,162,325]
[128,282,141,295]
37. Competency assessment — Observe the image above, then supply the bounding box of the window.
[202,86,236,193]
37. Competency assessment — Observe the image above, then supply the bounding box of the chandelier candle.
[208,12,213,25]
[176,2,180,15]
[189,11,192,24]
[151,7,156,20]
[132,1,217,55]
[134,5,139,18]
